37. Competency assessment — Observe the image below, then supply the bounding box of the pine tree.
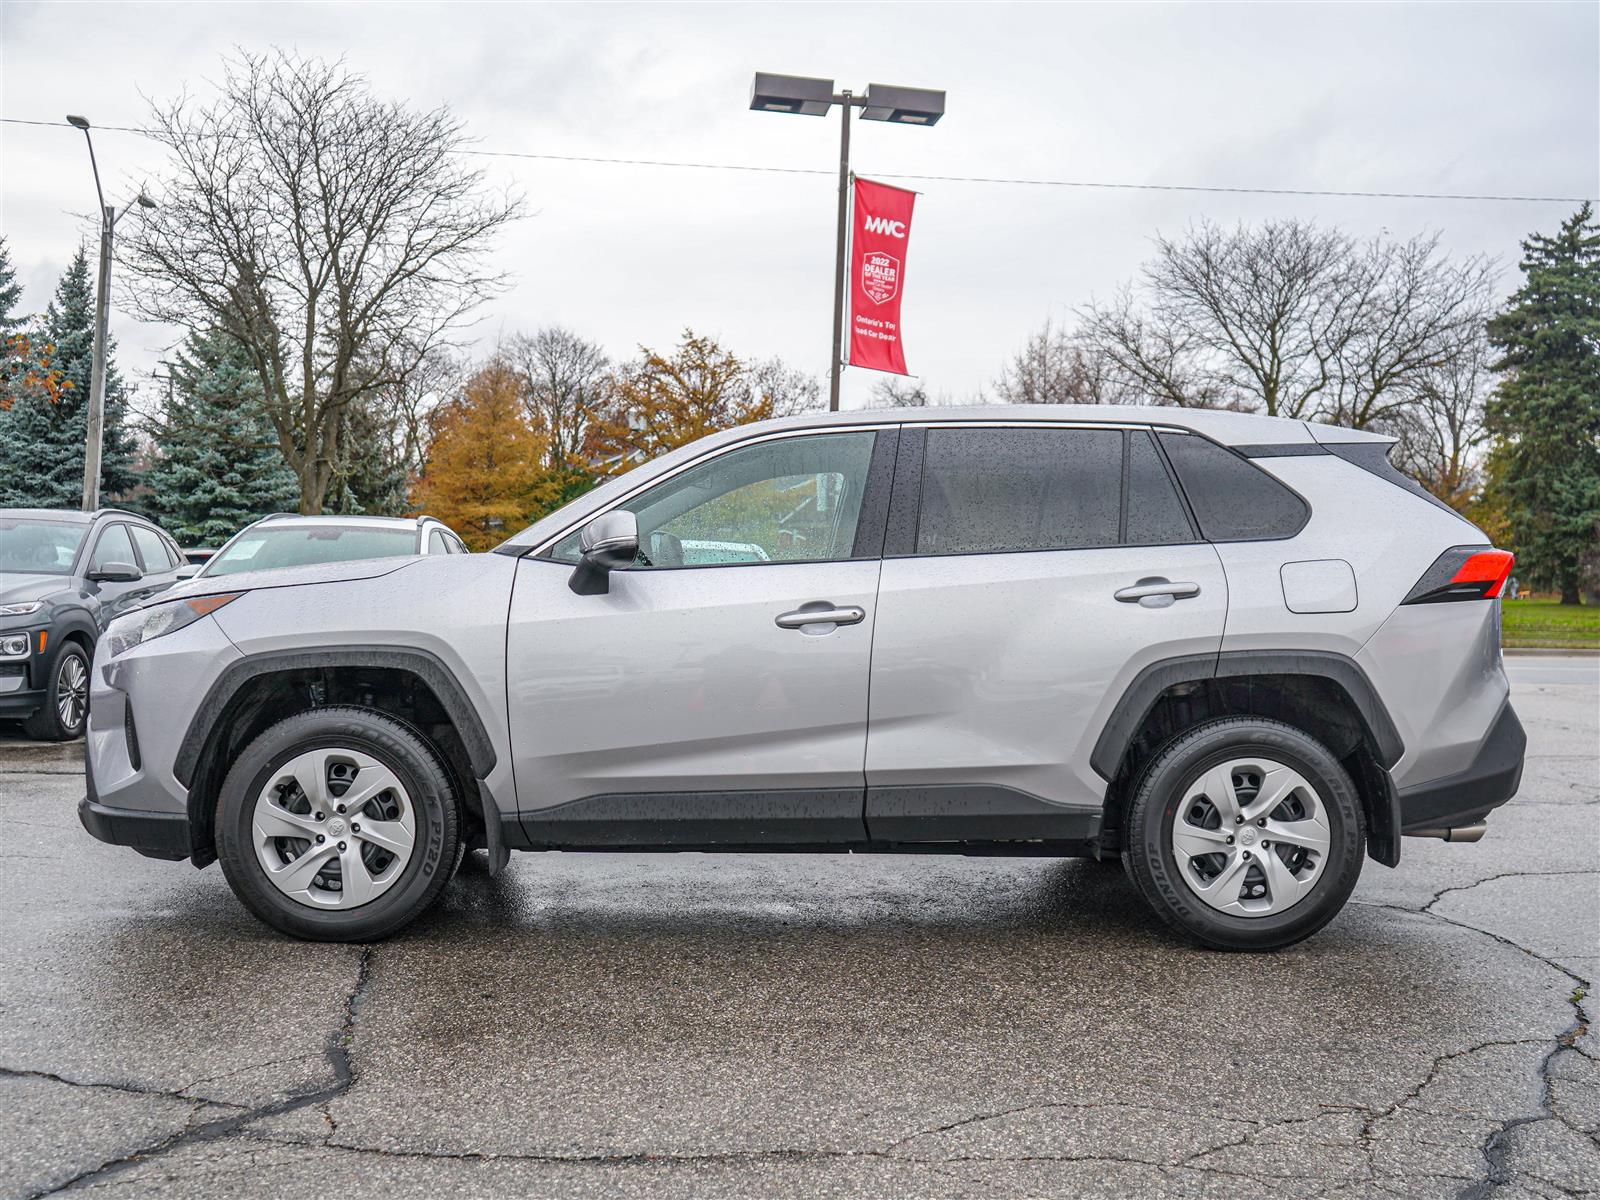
[0,248,138,508]
[143,326,299,545]
[0,237,22,335]
[1485,204,1600,604]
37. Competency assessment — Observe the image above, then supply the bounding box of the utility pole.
[66,114,156,511]
[84,203,113,512]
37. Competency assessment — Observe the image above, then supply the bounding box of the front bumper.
[79,795,190,859]
[81,701,193,861]
[1397,700,1526,833]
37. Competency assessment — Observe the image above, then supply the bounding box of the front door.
[865,424,1229,838]
[505,428,895,846]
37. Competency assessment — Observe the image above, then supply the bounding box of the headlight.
[0,602,44,617]
[0,634,28,658]
[103,594,242,658]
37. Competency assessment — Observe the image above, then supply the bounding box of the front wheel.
[24,642,89,741]
[1124,718,1365,951]
[215,707,460,941]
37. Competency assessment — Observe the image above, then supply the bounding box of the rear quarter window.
[1157,431,1309,541]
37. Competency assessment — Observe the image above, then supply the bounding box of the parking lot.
[1,657,1595,1199]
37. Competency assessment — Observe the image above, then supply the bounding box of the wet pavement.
[0,661,1595,1198]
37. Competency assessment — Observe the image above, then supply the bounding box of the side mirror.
[176,563,201,580]
[86,562,142,584]
[568,511,639,596]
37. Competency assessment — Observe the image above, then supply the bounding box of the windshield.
[0,518,88,576]
[202,526,419,577]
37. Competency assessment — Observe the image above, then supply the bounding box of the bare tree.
[994,318,1137,405]
[1389,326,1494,510]
[121,50,521,512]
[868,377,931,407]
[1079,219,1362,417]
[1320,235,1496,431]
[507,327,611,471]
[749,356,823,418]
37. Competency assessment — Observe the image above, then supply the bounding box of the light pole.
[750,74,944,411]
[66,114,156,512]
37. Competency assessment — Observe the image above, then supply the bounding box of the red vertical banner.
[849,177,916,375]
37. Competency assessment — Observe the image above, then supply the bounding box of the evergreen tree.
[143,326,299,544]
[0,248,138,508]
[0,237,22,335]
[1486,204,1600,604]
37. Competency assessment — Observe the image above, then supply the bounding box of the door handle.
[1115,579,1201,608]
[775,604,866,630]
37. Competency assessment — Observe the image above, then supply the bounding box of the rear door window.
[1157,432,1309,541]
[130,526,176,572]
[917,427,1122,555]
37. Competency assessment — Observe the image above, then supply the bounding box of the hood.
[160,555,420,603]
[0,573,71,607]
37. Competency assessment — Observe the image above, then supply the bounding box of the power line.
[4,115,1591,204]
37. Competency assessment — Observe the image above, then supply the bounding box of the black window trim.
[884,420,1210,562]
[535,426,901,573]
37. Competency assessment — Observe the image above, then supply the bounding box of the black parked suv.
[0,508,187,740]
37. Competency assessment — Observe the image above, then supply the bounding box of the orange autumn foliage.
[411,359,552,550]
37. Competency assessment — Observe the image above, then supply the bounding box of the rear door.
[864,423,1227,837]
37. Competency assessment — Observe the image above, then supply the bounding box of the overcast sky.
[3,1,1596,411]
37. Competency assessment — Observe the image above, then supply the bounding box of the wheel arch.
[1093,651,1404,868]
[176,647,499,869]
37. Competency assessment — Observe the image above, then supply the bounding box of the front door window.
[552,432,878,568]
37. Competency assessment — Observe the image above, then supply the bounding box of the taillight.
[1402,547,1515,604]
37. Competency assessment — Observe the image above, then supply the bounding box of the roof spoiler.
[1302,420,1397,447]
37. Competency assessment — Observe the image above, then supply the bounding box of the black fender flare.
[1090,650,1406,867]
[1090,650,1403,782]
[40,611,98,685]
[175,645,497,785]
[175,646,503,868]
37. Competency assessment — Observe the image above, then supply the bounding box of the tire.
[24,642,90,741]
[215,706,460,941]
[1124,717,1365,951]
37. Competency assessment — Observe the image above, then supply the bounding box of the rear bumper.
[1397,701,1525,833]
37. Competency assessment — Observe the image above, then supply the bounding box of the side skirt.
[504,785,1103,856]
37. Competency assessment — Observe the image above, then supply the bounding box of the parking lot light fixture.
[750,71,944,411]
[65,115,156,511]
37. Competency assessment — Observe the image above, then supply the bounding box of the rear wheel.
[215,707,460,941]
[24,642,89,741]
[1124,718,1365,951]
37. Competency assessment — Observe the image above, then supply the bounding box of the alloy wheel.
[251,747,416,910]
[1169,757,1331,917]
[56,653,88,733]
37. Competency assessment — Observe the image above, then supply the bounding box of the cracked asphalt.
[1,656,1595,1199]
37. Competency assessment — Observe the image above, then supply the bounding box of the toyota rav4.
[78,407,1525,950]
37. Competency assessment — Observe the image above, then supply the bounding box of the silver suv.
[79,407,1524,950]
